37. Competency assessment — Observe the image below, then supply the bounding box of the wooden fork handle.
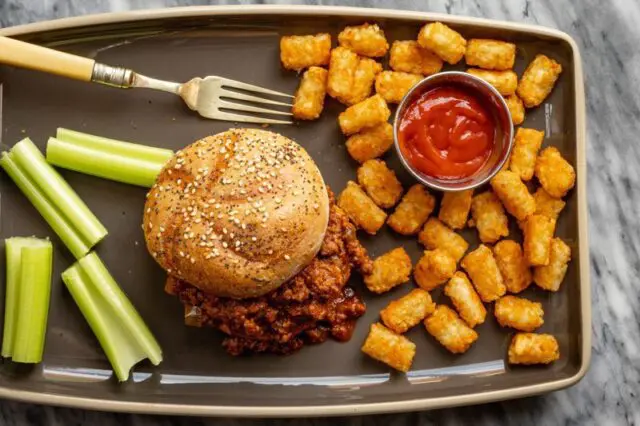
[0,36,95,81]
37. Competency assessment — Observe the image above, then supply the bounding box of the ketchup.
[398,85,495,180]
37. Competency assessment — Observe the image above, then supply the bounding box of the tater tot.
[495,295,544,332]
[337,181,387,235]
[470,191,509,244]
[461,244,506,302]
[280,33,331,71]
[467,69,518,96]
[510,128,544,181]
[439,189,473,229]
[424,305,478,354]
[347,58,383,105]
[361,323,416,372]
[357,159,403,208]
[417,22,467,65]
[523,214,556,266]
[418,218,469,262]
[535,147,576,198]
[338,94,390,136]
[414,249,457,291]
[327,46,359,104]
[346,123,394,163]
[338,23,389,58]
[464,39,516,70]
[381,289,436,334]
[364,247,412,294]
[517,54,563,108]
[444,271,487,328]
[493,240,532,294]
[374,71,423,104]
[534,238,571,291]
[490,170,536,221]
[508,333,560,365]
[533,187,566,221]
[389,40,443,75]
[505,95,525,125]
[388,185,436,235]
[292,66,328,120]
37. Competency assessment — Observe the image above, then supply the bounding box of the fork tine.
[208,110,293,125]
[220,88,293,107]
[220,77,294,98]
[219,100,293,117]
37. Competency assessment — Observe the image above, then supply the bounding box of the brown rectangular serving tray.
[0,5,589,417]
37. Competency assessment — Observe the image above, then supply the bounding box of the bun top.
[143,128,330,299]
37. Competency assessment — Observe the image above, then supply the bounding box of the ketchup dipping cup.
[394,71,514,192]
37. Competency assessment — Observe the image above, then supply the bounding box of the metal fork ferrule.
[91,63,134,88]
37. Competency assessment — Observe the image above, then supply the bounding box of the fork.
[0,36,293,124]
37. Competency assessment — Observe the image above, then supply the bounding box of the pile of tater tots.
[280,21,573,372]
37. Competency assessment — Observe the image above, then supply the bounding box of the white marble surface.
[1,0,639,425]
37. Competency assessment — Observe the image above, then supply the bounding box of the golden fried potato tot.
[535,147,576,198]
[439,189,473,229]
[381,289,436,334]
[470,191,509,243]
[388,185,436,235]
[490,170,536,221]
[461,244,506,302]
[327,46,359,104]
[364,247,412,294]
[424,305,478,354]
[338,23,389,58]
[417,22,467,64]
[375,71,423,104]
[346,123,394,163]
[414,249,457,291]
[508,333,559,365]
[338,94,391,136]
[444,271,487,328]
[464,39,516,70]
[493,240,532,294]
[418,218,469,262]
[517,54,563,108]
[495,295,544,332]
[347,58,383,105]
[533,187,566,221]
[361,323,416,372]
[357,159,403,209]
[466,69,518,96]
[337,181,387,235]
[510,128,544,181]
[280,33,332,71]
[505,95,525,125]
[523,214,556,266]
[292,66,328,120]
[534,238,571,291]
[389,40,443,75]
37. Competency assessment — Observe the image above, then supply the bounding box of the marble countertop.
[1,0,639,425]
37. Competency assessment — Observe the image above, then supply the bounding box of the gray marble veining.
[0,0,639,425]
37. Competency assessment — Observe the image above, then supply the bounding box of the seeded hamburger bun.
[143,128,330,299]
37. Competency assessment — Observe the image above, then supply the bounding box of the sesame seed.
[222,242,228,248]
[284,254,290,260]
[223,228,228,234]
[190,257,196,264]
[179,251,185,257]
[268,249,273,255]
[235,241,241,247]
[251,236,257,241]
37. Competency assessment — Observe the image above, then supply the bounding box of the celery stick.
[7,238,52,363]
[10,138,107,251]
[56,128,173,165]
[0,153,90,258]
[47,138,164,188]
[62,253,162,381]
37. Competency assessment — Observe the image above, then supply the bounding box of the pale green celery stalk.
[47,138,165,188]
[61,252,162,382]
[4,238,53,363]
[55,128,173,165]
[10,138,107,251]
[0,153,90,259]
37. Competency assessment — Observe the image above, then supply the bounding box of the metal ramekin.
[393,71,514,192]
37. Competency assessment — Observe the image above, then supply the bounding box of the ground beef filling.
[166,197,372,356]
